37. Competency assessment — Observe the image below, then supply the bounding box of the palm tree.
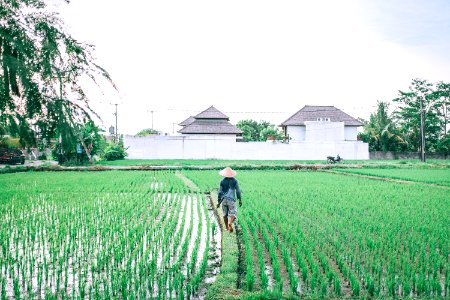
[359,101,406,151]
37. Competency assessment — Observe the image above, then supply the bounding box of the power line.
[225,111,287,114]
[167,108,198,112]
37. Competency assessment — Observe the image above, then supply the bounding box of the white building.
[280,105,363,142]
[124,105,368,160]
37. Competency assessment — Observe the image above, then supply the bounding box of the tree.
[393,79,447,157]
[102,136,128,161]
[0,0,115,160]
[135,128,161,137]
[52,120,106,164]
[236,119,259,141]
[358,101,405,151]
[236,119,283,142]
[434,81,450,152]
[260,123,284,141]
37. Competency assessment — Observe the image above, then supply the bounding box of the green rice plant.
[239,215,255,291]
[246,216,269,290]
[295,247,308,284]
[184,168,449,298]
[335,168,450,186]
[189,195,211,295]
[1,167,448,298]
[280,242,298,294]
[0,171,217,298]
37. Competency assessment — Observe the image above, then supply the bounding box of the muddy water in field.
[191,195,222,300]
[204,207,222,283]
[2,191,222,299]
[203,196,222,281]
[265,265,275,290]
[151,193,222,299]
[3,195,151,298]
[168,194,189,266]
[293,274,303,294]
[155,193,176,268]
[184,194,203,274]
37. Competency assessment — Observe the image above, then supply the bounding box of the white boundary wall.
[124,135,369,160]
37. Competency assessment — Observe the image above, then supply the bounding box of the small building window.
[316,117,331,122]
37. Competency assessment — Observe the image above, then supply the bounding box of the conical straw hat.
[219,167,237,177]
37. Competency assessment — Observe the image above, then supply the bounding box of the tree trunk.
[77,132,93,163]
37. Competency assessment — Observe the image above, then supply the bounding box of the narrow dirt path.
[175,170,200,192]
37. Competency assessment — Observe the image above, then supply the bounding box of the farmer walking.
[218,167,242,233]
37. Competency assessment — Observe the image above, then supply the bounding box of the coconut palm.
[359,101,406,151]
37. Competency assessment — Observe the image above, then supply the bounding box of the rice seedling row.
[333,168,450,187]
[0,171,217,299]
[184,169,450,298]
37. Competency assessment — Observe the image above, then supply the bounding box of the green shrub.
[0,137,21,149]
[102,141,128,161]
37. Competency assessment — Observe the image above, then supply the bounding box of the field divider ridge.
[320,169,450,190]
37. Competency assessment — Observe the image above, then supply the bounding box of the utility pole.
[57,71,64,164]
[113,103,118,144]
[150,110,154,130]
[419,96,426,162]
[444,104,448,136]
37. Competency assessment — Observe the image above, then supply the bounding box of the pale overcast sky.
[54,0,450,135]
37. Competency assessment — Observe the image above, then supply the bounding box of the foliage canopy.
[358,101,406,152]
[0,0,115,161]
[102,136,127,161]
[135,128,160,137]
[236,119,283,142]
[361,78,450,154]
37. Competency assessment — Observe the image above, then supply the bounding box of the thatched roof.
[178,116,195,126]
[194,106,229,120]
[178,119,242,134]
[281,106,363,126]
[178,106,241,134]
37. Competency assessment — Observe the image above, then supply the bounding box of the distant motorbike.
[327,155,343,164]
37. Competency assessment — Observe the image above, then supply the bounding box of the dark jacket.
[218,177,241,201]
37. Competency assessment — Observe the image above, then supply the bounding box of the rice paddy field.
[186,169,450,298]
[1,166,449,299]
[333,168,450,187]
[0,171,219,299]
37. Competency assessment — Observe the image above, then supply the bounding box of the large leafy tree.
[236,119,259,141]
[434,81,450,152]
[236,119,283,142]
[393,79,446,153]
[0,0,114,161]
[358,101,405,151]
[52,120,106,163]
